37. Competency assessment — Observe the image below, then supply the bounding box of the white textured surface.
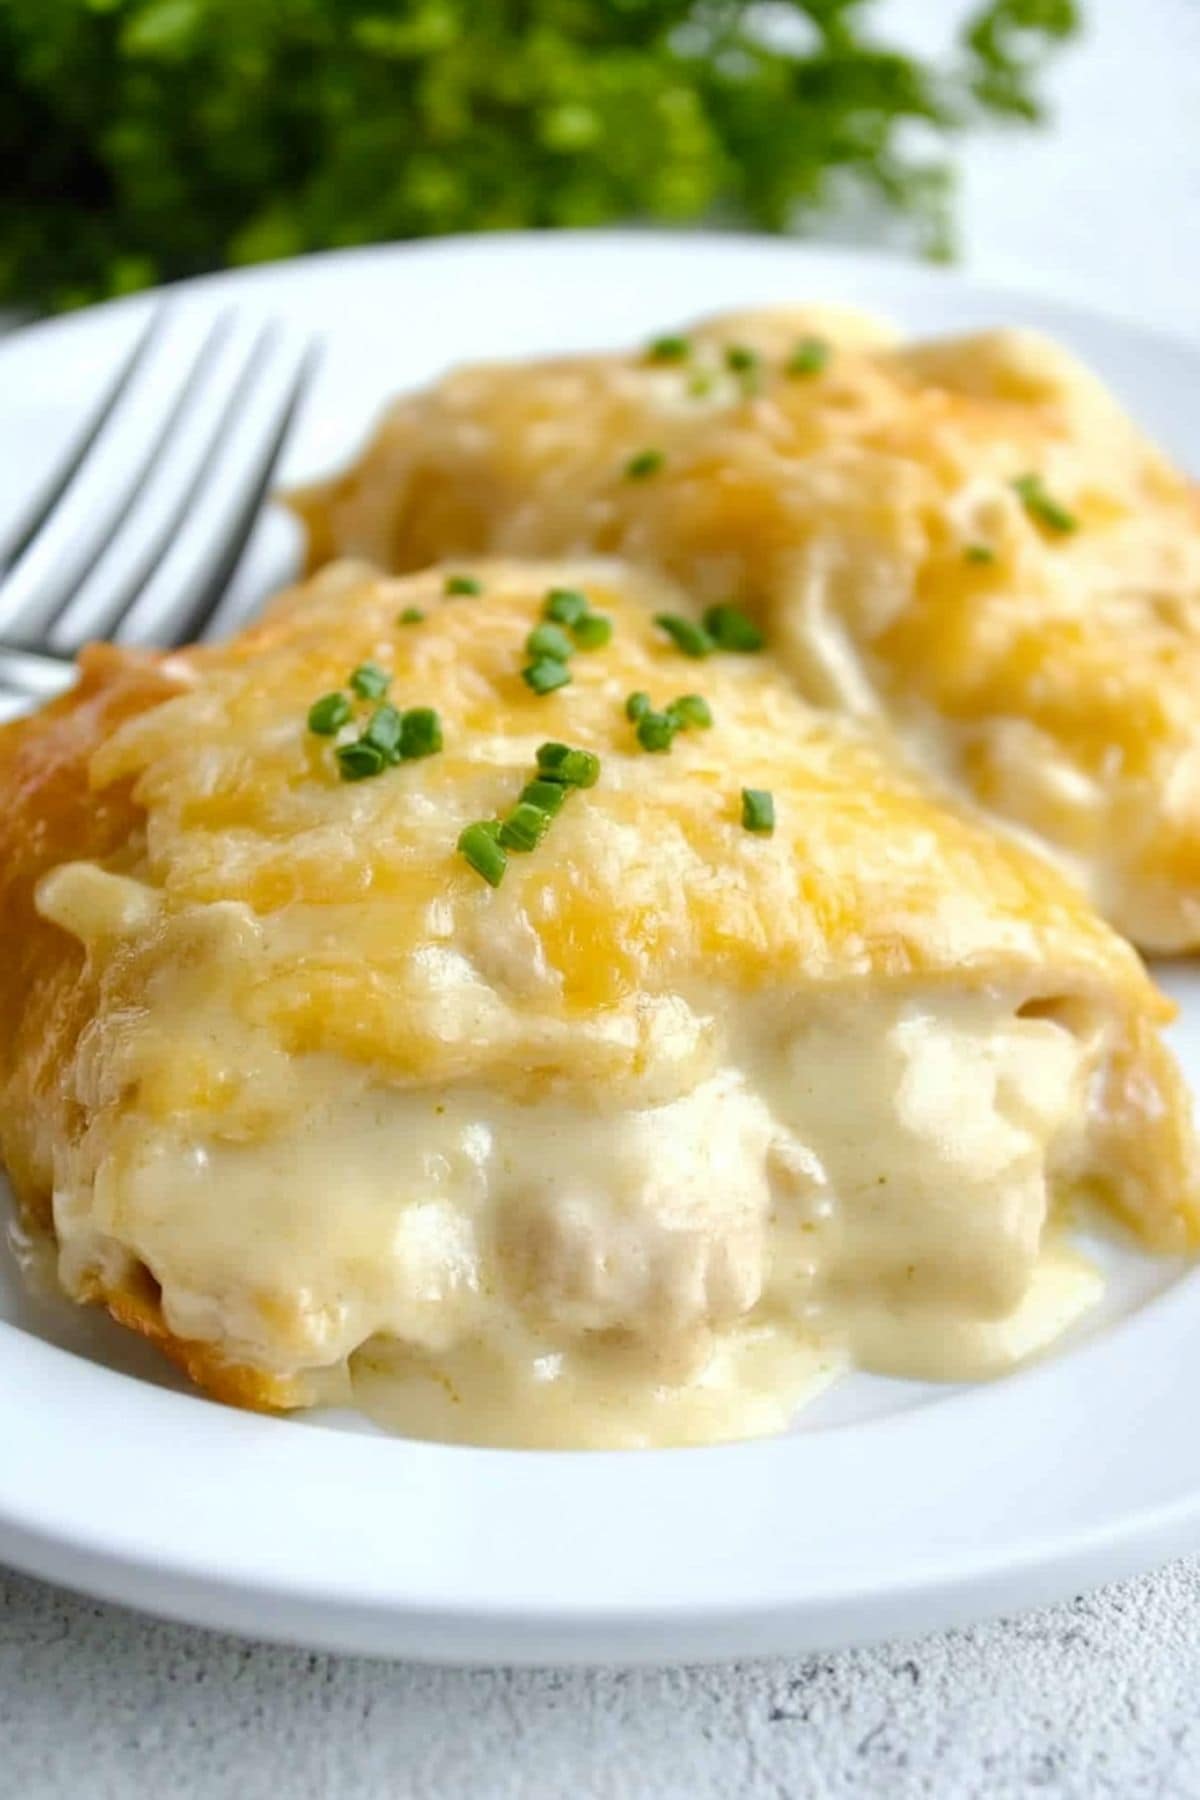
[6,0,1200,1792]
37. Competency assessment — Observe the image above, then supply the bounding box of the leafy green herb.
[536,743,600,788]
[458,821,507,887]
[307,692,351,736]
[741,788,776,834]
[624,449,665,481]
[444,574,483,597]
[687,371,716,401]
[397,607,426,625]
[655,613,714,659]
[702,603,764,652]
[724,344,758,374]
[399,707,443,760]
[361,702,405,761]
[349,662,390,700]
[785,338,831,378]
[527,621,575,662]
[647,335,690,362]
[519,778,569,817]
[667,694,714,731]
[523,657,572,695]
[625,691,652,722]
[964,543,996,564]
[572,613,612,650]
[544,588,589,627]
[498,801,554,853]
[336,740,387,782]
[1012,473,1078,535]
[636,711,677,753]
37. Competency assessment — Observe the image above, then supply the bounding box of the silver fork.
[0,307,318,718]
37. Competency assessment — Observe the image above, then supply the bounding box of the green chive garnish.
[362,702,405,761]
[1012,473,1078,535]
[349,662,390,700]
[625,691,652,721]
[785,338,830,378]
[536,743,600,788]
[702,603,764,652]
[526,621,575,662]
[519,778,569,817]
[572,613,612,650]
[523,658,571,695]
[336,741,387,782]
[399,707,443,760]
[544,588,589,627]
[624,448,664,480]
[741,788,775,834]
[398,606,425,624]
[445,574,483,596]
[965,543,996,565]
[637,711,677,753]
[655,613,714,658]
[647,334,690,363]
[458,821,507,886]
[667,694,713,731]
[499,801,554,853]
[725,344,758,374]
[307,692,351,736]
[687,371,715,400]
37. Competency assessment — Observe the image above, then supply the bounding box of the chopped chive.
[654,613,714,658]
[536,743,600,788]
[667,693,713,731]
[1012,473,1078,535]
[307,692,351,736]
[724,344,758,374]
[445,574,483,596]
[336,740,387,782]
[741,788,775,834]
[702,602,764,652]
[519,778,569,817]
[965,543,996,565]
[526,621,575,662]
[458,821,507,886]
[625,691,652,721]
[399,707,443,760]
[523,657,572,695]
[544,588,590,626]
[349,662,390,700]
[647,334,690,362]
[624,448,664,480]
[572,612,612,650]
[785,337,830,378]
[499,801,554,853]
[362,702,405,761]
[687,370,715,399]
[397,606,426,624]
[637,710,677,753]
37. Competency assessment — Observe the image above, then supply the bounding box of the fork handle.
[0,645,75,701]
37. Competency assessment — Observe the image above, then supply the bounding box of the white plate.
[3,231,1200,1666]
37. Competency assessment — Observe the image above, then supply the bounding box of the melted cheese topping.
[293,311,1200,951]
[10,559,1195,1448]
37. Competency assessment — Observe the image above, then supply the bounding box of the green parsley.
[397,606,426,624]
[499,801,555,853]
[523,657,572,695]
[655,613,714,658]
[625,691,652,721]
[702,602,764,652]
[636,710,677,753]
[572,613,612,650]
[349,662,390,700]
[361,702,405,761]
[458,821,507,887]
[724,343,758,374]
[624,448,665,480]
[527,621,575,662]
[307,692,351,736]
[965,543,996,565]
[785,337,830,378]
[519,778,569,817]
[667,694,713,730]
[399,707,443,760]
[741,788,775,834]
[1012,473,1078,535]
[544,588,590,627]
[647,335,690,362]
[536,743,600,788]
[336,740,387,782]
[444,574,483,596]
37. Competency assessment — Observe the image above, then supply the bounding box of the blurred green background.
[0,0,1078,311]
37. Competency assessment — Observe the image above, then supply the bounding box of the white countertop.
[6,2,1200,1792]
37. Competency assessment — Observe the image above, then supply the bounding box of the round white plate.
[3,231,1200,1666]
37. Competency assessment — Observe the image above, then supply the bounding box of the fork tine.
[0,311,224,645]
[114,334,320,649]
[0,644,75,699]
[0,306,163,571]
